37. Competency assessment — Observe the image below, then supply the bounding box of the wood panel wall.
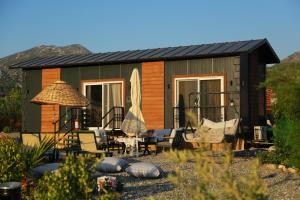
[41,68,61,132]
[142,61,165,129]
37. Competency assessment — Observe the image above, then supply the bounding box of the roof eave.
[14,53,242,70]
[247,38,280,64]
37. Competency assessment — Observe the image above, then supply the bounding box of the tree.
[0,87,22,131]
[263,62,300,169]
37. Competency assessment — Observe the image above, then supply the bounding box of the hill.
[0,44,91,96]
[281,51,300,63]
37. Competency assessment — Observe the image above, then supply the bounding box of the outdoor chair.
[20,132,55,160]
[182,118,240,151]
[21,133,41,148]
[78,132,106,157]
[94,129,123,154]
[155,129,177,154]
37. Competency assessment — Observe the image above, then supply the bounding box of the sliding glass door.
[175,76,224,127]
[83,81,123,129]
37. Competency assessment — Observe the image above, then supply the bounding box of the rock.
[278,164,287,172]
[268,146,276,152]
[32,163,60,178]
[264,164,277,170]
[288,167,297,174]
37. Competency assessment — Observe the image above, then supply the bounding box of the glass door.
[85,85,102,127]
[84,81,123,129]
[199,79,222,122]
[176,79,198,127]
[103,83,122,128]
[175,76,224,127]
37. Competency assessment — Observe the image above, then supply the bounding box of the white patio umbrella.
[121,68,146,156]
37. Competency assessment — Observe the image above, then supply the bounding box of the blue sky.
[0,0,299,59]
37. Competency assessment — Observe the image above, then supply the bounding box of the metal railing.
[173,91,240,128]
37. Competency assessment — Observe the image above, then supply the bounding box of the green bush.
[2,126,10,133]
[263,62,300,170]
[257,151,285,165]
[33,155,96,200]
[0,87,22,131]
[273,118,300,169]
[0,137,23,182]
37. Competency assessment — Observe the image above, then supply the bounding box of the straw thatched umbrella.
[31,80,89,107]
[31,80,89,158]
[121,68,146,157]
[31,80,89,130]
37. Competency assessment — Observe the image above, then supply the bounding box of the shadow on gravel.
[120,182,174,200]
[262,172,278,179]
[268,173,299,187]
[233,149,266,157]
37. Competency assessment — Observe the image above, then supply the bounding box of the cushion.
[32,163,60,177]
[125,162,161,178]
[94,129,107,144]
[202,118,238,129]
[194,128,225,143]
[96,157,128,173]
[185,133,195,140]
[153,129,172,142]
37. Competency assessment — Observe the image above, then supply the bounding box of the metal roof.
[9,39,279,69]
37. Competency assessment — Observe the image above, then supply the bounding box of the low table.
[115,136,157,155]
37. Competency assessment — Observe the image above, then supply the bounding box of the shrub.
[257,151,285,165]
[2,126,10,133]
[0,87,22,131]
[22,138,57,175]
[262,62,300,170]
[33,155,96,200]
[273,118,300,169]
[167,150,269,200]
[0,137,23,182]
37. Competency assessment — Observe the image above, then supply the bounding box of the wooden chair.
[21,132,41,148]
[21,132,55,160]
[78,132,106,157]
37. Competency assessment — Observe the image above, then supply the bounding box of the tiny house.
[11,39,279,142]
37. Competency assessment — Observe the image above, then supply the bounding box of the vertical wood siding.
[248,50,266,126]
[164,56,240,128]
[23,69,42,132]
[142,61,165,129]
[41,68,61,132]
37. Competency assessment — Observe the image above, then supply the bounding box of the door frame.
[173,74,225,122]
[81,79,125,129]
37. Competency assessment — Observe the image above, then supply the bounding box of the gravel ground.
[102,151,300,200]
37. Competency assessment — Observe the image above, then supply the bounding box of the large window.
[175,76,224,126]
[82,81,123,128]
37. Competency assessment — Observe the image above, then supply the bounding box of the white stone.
[268,146,276,152]
[288,167,297,174]
[264,164,277,170]
[278,164,287,172]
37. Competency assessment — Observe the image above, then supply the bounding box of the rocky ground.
[105,152,300,200]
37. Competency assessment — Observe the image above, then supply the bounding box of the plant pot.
[0,182,21,200]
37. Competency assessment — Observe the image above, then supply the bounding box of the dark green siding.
[61,63,141,115]
[164,56,240,128]
[22,69,42,132]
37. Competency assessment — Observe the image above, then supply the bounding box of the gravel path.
[104,152,300,200]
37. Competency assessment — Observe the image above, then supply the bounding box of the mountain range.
[0,44,91,96]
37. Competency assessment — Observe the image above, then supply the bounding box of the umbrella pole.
[136,133,139,157]
[53,105,57,160]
